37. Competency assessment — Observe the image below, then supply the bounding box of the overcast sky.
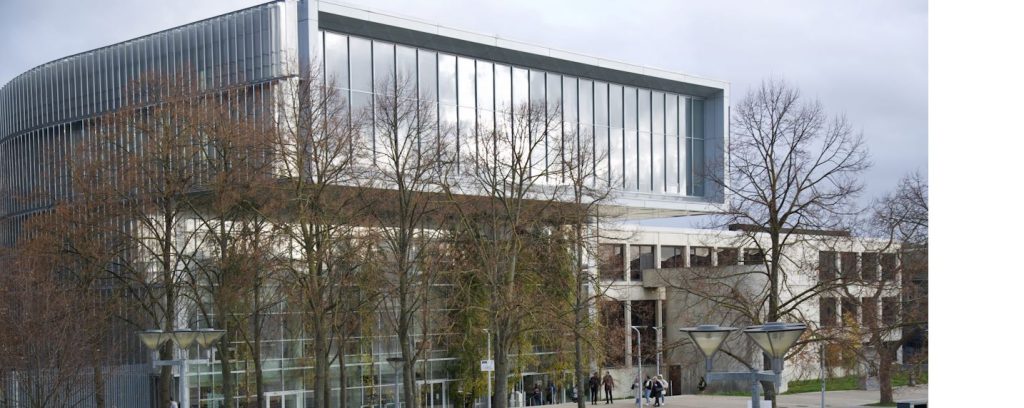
[0,0,927,226]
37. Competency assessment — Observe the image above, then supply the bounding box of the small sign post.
[480,359,494,372]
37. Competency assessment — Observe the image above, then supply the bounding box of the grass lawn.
[784,371,928,394]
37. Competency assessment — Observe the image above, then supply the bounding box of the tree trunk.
[160,341,173,408]
[253,285,266,408]
[878,345,894,404]
[574,231,588,408]
[218,331,235,407]
[92,362,105,408]
[314,317,327,408]
[493,332,509,408]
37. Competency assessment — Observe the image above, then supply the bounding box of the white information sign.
[480,359,494,372]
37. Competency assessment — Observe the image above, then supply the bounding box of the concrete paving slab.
[536,385,927,408]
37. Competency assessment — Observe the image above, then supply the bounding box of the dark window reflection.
[660,245,684,268]
[689,246,711,267]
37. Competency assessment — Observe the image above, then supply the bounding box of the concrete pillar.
[624,300,632,368]
[297,0,320,75]
[655,299,663,373]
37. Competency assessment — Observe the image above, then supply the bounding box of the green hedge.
[784,371,928,394]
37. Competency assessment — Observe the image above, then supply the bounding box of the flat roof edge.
[317,1,728,92]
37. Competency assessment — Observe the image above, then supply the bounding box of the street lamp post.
[630,326,642,408]
[651,326,662,377]
[680,322,806,408]
[138,328,226,408]
[483,328,492,408]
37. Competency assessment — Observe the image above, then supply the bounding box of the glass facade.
[0,2,290,246]
[0,3,728,405]
[320,31,707,196]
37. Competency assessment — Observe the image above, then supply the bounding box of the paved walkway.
[543,385,927,408]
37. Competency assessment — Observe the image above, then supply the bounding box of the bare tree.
[549,128,617,408]
[703,78,870,401]
[441,98,567,408]
[269,66,368,408]
[362,71,453,408]
[0,209,122,408]
[71,72,214,407]
[833,172,927,405]
[179,84,280,406]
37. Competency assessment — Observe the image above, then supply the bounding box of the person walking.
[168,396,179,408]
[547,381,557,404]
[602,372,615,404]
[642,375,653,406]
[589,373,600,405]
[653,375,667,406]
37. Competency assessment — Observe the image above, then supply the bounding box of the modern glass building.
[0,1,729,406]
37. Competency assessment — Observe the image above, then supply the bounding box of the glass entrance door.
[266,391,304,408]
[419,382,447,408]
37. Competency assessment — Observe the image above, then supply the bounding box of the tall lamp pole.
[651,326,662,376]
[484,328,492,408]
[630,326,643,408]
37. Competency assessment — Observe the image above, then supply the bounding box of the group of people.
[586,372,667,406]
[632,375,668,407]
[525,381,560,406]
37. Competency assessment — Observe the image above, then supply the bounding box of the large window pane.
[476,61,494,111]
[495,64,512,113]
[653,92,665,135]
[881,253,897,281]
[819,251,837,281]
[438,54,456,105]
[595,125,609,183]
[529,70,545,107]
[820,298,838,328]
[629,245,655,281]
[686,98,705,196]
[600,244,625,281]
[417,50,437,100]
[689,247,711,267]
[546,73,562,175]
[638,89,651,133]
[476,61,494,132]
[349,37,371,92]
[625,129,636,190]
[689,138,704,196]
[624,87,637,131]
[609,85,623,128]
[396,45,416,86]
[639,131,651,191]
[624,87,637,190]
[666,135,678,193]
[862,252,880,281]
[372,41,394,92]
[457,57,475,108]
[716,248,738,266]
[609,85,623,188]
[323,32,348,90]
[660,246,684,268]
[512,67,528,106]
[545,74,561,108]
[652,132,664,192]
[594,82,608,126]
[563,76,578,124]
[666,95,678,136]
[579,80,593,126]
